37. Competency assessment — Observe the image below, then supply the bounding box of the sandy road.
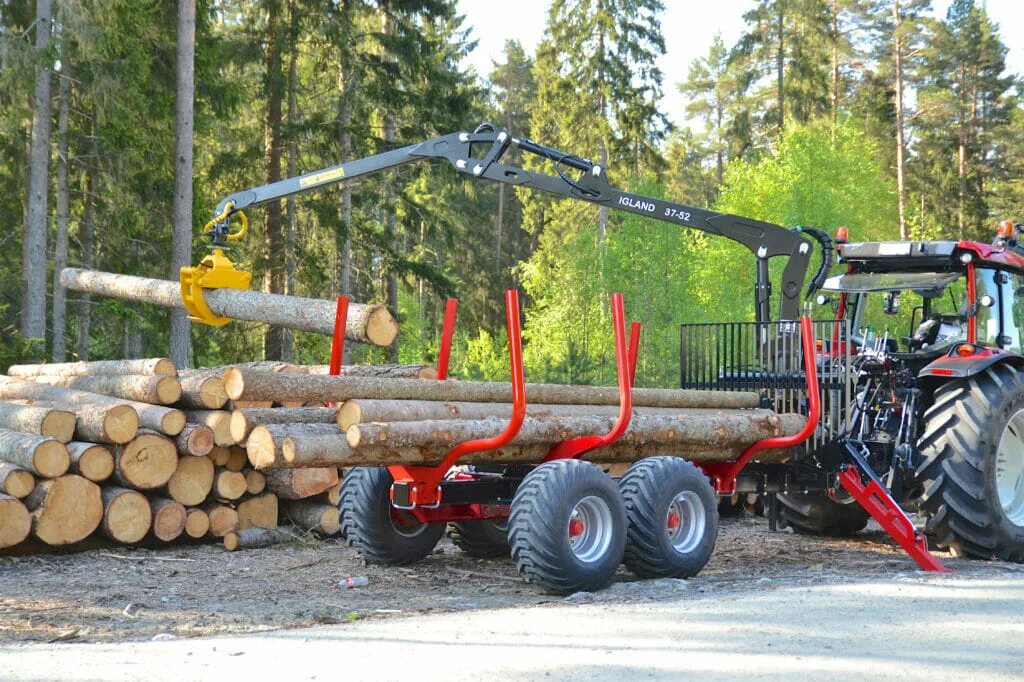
[2,573,1023,681]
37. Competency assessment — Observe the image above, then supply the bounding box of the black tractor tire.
[777,491,869,537]
[718,494,747,518]
[448,520,509,558]
[338,467,444,565]
[619,457,719,579]
[915,364,1024,562]
[508,459,626,594]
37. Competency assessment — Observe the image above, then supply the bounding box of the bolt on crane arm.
[212,124,823,321]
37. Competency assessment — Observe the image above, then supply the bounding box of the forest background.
[2,0,1022,388]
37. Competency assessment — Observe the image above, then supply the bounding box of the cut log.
[184,410,234,446]
[224,527,286,551]
[244,469,266,495]
[202,502,239,538]
[322,479,343,506]
[112,431,178,490]
[229,406,336,445]
[184,508,210,538]
[208,446,231,467]
[0,377,181,436]
[245,423,341,469]
[177,369,229,410]
[236,492,279,530]
[0,429,69,477]
[0,495,32,548]
[264,467,338,500]
[310,364,438,380]
[0,463,35,498]
[100,487,152,544]
[150,498,187,542]
[7,358,177,378]
[0,401,76,442]
[60,268,399,346]
[231,400,274,409]
[213,469,247,500]
[224,368,760,409]
[225,446,247,472]
[283,501,341,535]
[174,423,215,457]
[166,455,215,506]
[29,374,182,406]
[66,442,115,482]
[11,399,138,445]
[23,475,103,545]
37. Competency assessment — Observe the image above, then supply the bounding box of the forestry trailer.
[194,124,1022,592]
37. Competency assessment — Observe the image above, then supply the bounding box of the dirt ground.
[2,514,1021,645]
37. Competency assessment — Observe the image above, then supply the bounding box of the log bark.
[0,401,76,442]
[202,502,238,538]
[8,358,177,378]
[177,369,228,409]
[309,364,437,379]
[112,431,178,490]
[184,410,234,446]
[60,268,399,346]
[264,467,338,500]
[229,406,336,444]
[225,446,247,472]
[224,527,286,551]
[0,495,32,548]
[166,454,214,506]
[29,374,182,406]
[245,423,341,469]
[321,479,342,506]
[0,463,35,499]
[67,442,114,482]
[184,508,210,538]
[244,469,266,495]
[150,498,187,542]
[283,501,340,535]
[174,423,214,456]
[213,469,247,500]
[236,492,278,530]
[100,487,152,544]
[224,368,760,409]
[24,475,102,545]
[0,429,69,477]
[11,399,137,445]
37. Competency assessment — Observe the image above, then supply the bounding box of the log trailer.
[193,123,1024,594]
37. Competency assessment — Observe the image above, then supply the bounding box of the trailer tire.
[620,457,718,578]
[448,520,509,558]
[915,363,1024,562]
[777,491,869,537]
[508,460,626,594]
[338,467,444,565]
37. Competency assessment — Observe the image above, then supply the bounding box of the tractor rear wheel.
[448,520,509,558]
[777,491,869,537]
[915,363,1024,562]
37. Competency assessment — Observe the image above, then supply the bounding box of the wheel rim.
[567,495,613,563]
[996,409,1024,526]
[667,490,706,554]
[390,508,429,538]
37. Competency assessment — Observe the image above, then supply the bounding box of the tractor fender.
[918,344,1024,384]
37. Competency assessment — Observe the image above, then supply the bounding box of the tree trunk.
[166,453,214,506]
[150,497,187,542]
[0,429,68,477]
[8,358,177,378]
[281,0,299,363]
[263,0,287,361]
[21,0,53,342]
[184,410,234,446]
[173,423,214,456]
[202,502,238,538]
[0,495,32,548]
[224,526,285,551]
[30,374,182,406]
[830,0,839,132]
[177,369,228,409]
[24,475,102,545]
[111,431,178,490]
[213,469,247,500]
[264,466,338,500]
[169,0,196,369]
[66,441,114,482]
[52,63,71,360]
[184,507,210,538]
[229,406,337,445]
[776,1,785,133]
[60,269,398,345]
[336,59,354,367]
[380,10,399,364]
[76,110,97,360]
[100,487,152,544]
[0,402,75,442]
[283,500,340,535]
[893,0,909,241]
[236,492,278,530]
[0,463,35,499]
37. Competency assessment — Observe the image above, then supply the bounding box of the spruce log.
[66,442,115,482]
[229,406,336,444]
[224,368,760,409]
[284,501,340,535]
[238,362,436,379]
[0,377,180,436]
[244,469,266,495]
[112,431,178,489]
[60,268,399,346]
[177,369,229,410]
[213,469,247,500]
[184,410,234,446]
[166,455,215,506]
[185,508,210,538]
[150,498,187,542]
[0,494,31,548]
[245,424,341,468]
[8,358,176,378]
[236,492,278,530]
[202,502,239,538]
[12,399,137,445]
[0,429,69,477]
[224,527,286,551]
[100,487,152,544]
[0,401,75,442]
[174,423,215,456]
[30,374,182,406]
[0,463,35,498]
[24,475,103,545]
[322,479,343,506]
[264,467,338,500]
[232,400,274,409]
[208,446,231,467]
[225,446,247,472]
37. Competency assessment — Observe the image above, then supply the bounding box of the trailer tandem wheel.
[508,459,626,594]
[338,467,444,564]
[619,457,719,578]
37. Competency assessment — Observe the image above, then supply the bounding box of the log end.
[205,504,239,538]
[104,489,152,544]
[319,507,341,535]
[215,470,247,500]
[244,470,266,495]
[157,377,183,405]
[76,444,115,483]
[30,476,102,546]
[245,426,276,470]
[34,440,71,479]
[153,358,178,377]
[365,307,400,347]
[228,410,250,445]
[167,455,215,507]
[185,508,210,538]
[223,368,244,401]
[2,468,36,499]
[0,496,31,548]
[40,409,76,443]
[345,425,362,448]
[183,424,215,456]
[104,405,140,444]
[223,530,242,551]
[151,499,187,542]
[337,401,361,431]
[118,433,178,489]
[159,410,186,436]
[198,377,228,409]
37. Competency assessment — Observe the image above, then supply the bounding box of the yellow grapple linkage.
[180,202,252,326]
